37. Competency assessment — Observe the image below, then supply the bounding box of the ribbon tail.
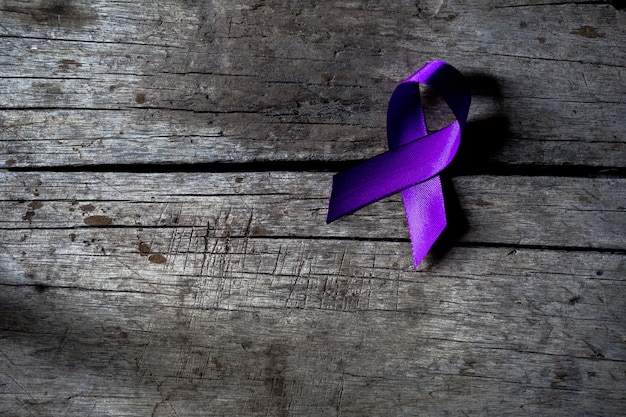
[401,176,446,267]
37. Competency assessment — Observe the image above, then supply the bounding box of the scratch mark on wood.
[55,326,70,359]
[15,397,36,417]
[169,402,181,417]
[241,208,254,267]
[85,403,96,417]
[182,226,194,274]
[336,376,345,416]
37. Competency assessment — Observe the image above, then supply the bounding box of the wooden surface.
[1,1,625,416]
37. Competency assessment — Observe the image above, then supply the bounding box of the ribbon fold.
[326,61,471,267]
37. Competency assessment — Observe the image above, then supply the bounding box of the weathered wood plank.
[2,172,624,249]
[2,228,624,324]
[2,170,623,415]
[1,240,624,416]
[2,1,625,416]
[1,100,623,168]
[2,300,624,417]
[1,170,624,415]
[1,1,623,65]
[1,1,624,167]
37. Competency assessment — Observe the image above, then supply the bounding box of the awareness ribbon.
[326,61,471,267]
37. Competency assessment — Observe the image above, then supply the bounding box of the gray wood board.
[1,231,625,416]
[1,272,624,416]
[1,1,624,167]
[1,0,625,416]
[2,172,624,249]
[1,170,624,415]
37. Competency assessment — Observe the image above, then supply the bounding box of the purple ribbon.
[326,61,471,266]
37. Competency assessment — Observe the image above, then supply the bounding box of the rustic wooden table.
[1,1,625,416]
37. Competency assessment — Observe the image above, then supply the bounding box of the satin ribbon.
[326,61,471,266]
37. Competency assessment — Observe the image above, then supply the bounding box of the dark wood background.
[1,1,625,415]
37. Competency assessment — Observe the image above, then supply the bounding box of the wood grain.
[1,172,625,249]
[1,1,624,167]
[1,170,625,415]
[1,238,624,416]
[1,0,625,416]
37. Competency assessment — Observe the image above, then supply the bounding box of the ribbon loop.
[326,61,471,267]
